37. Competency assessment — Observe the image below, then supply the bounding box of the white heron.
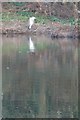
[78,10,80,13]
[29,36,35,53]
[28,17,36,30]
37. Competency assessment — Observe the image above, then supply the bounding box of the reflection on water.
[28,36,35,53]
[2,35,78,118]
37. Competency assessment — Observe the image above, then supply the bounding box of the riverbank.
[1,2,79,38]
[1,20,79,38]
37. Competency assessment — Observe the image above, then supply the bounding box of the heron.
[28,17,36,30]
[78,10,80,13]
[29,36,35,53]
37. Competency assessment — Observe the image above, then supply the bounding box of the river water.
[2,34,78,118]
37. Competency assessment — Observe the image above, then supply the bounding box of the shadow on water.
[2,34,78,118]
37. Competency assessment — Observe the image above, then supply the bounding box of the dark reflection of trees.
[2,38,78,118]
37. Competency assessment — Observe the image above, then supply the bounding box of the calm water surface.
[2,34,78,118]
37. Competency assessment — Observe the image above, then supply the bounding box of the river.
[2,34,78,118]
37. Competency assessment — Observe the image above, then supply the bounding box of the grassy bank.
[1,11,79,37]
[1,11,80,26]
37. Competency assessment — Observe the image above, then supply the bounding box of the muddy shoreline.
[1,21,79,38]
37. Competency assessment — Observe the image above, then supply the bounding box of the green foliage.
[2,13,16,21]
[13,2,25,6]
[16,11,34,17]
[2,11,77,26]
[35,15,48,24]
[48,16,60,22]
[68,17,75,25]
[48,16,75,25]
[2,12,28,21]
[0,13,2,21]
[77,20,80,25]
